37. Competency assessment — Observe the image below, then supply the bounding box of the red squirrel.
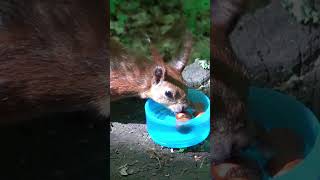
[0,0,108,124]
[211,0,252,164]
[0,0,192,124]
[110,34,193,113]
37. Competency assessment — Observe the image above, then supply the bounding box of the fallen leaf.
[194,155,202,161]
[119,166,128,176]
[118,163,128,169]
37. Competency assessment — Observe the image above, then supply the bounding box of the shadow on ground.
[111,98,146,124]
[0,111,107,180]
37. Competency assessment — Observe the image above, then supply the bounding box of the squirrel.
[0,0,108,124]
[110,33,193,114]
[211,0,252,164]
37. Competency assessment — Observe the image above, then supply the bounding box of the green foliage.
[110,0,209,64]
[176,148,187,153]
[281,0,320,24]
[182,0,209,34]
[195,58,210,70]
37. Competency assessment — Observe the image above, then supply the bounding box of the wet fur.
[0,0,108,124]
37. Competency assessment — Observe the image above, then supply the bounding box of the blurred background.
[110,0,209,66]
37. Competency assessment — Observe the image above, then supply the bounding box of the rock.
[182,62,210,88]
[316,0,320,10]
[230,0,320,116]
[182,62,210,96]
[199,79,210,96]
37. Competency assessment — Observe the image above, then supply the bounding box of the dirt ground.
[110,98,211,180]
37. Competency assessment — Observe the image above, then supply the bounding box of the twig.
[155,156,162,169]
[180,168,188,175]
[200,157,207,168]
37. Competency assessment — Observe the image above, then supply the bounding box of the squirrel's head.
[142,34,193,113]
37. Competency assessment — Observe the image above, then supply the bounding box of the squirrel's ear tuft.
[169,32,193,73]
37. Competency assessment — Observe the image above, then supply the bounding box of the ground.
[0,98,210,180]
[110,98,210,180]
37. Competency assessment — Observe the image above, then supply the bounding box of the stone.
[182,62,210,88]
[230,0,320,117]
[182,62,210,96]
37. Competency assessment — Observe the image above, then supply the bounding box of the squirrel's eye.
[165,91,173,99]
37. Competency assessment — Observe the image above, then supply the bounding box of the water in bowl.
[145,89,210,148]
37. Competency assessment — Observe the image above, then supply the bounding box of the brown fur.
[110,39,153,100]
[0,0,107,124]
[110,35,192,113]
[211,0,252,163]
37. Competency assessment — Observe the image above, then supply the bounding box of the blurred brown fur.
[211,0,252,163]
[0,0,108,124]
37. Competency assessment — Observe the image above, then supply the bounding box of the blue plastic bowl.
[244,87,320,180]
[145,89,210,148]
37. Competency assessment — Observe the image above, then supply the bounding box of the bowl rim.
[248,87,320,180]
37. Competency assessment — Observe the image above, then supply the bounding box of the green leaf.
[110,1,116,15]
[110,21,125,35]
[160,25,172,35]
[162,15,176,25]
[122,1,140,11]
[177,148,187,153]
[131,12,151,27]
[195,58,210,70]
